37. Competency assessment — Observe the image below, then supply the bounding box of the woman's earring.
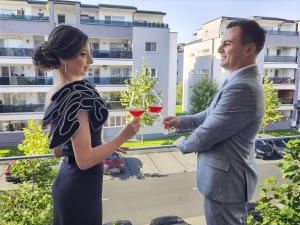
[64,63,67,73]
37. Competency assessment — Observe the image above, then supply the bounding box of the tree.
[262,76,283,131]
[0,120,58,225]
[176,82,183,105]
[120,60,158,140]
[190,74,218,114]
[248,139,300,225]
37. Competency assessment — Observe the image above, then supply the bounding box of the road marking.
[102,198,109,201]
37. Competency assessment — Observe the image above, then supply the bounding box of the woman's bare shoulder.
[45,86,61,109]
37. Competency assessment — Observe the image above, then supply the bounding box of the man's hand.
[162,116,181,130]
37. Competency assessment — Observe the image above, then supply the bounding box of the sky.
[64,0,300,43]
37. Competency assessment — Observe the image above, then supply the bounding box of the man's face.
[218,27,249,72]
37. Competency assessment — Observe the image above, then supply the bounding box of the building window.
[58,14,65,24]
[145,42,157,52]
[111,67,132,77]
[146,68,157,78]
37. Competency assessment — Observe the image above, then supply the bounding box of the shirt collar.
[227,64,256,82]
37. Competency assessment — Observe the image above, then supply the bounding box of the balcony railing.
[0,77,53,85]
[265,30,299,36]
[86,76,130,85]
[105,101,125,110]
[0,14,49,21]
[0,102,124,113]
[264,55,297,63]
[0,48,34,57]
[92,50,132,59]
[80,19,168,28]
[278,97,293,104]
[0,104,44,113]
[269,77,295,84]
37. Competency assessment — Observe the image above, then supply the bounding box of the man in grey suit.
[163,20,266,225]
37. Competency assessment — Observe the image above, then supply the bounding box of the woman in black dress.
[32,25,140,225]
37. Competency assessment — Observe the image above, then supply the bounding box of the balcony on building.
[86,76,131,85]
[269,77,295,85]
[92,50,132,59]
[0,13,51,35]
[0,104,45,113]
[0,76,53,86]
[0,47,34,57]
[264,55,297,63]
[265,30,299,36]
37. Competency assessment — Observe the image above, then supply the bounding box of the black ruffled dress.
[43,79,108,225]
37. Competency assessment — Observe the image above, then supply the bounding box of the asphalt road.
[102,150,284,224]
[0,148,284,225]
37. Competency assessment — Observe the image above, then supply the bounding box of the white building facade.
[0,0,177,146]
[183,16,300,129]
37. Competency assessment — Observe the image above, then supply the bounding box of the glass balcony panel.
[104,101,125,110]
[264,55,297,63]
[0,48,34,57]
[92,50,132,59]
[265,30,299,36]
[278,97,293,104]
[80,19,168,28]
[0,14,49,21]
[269,77,295,84]
[0,104,45,113]
[0,77,53,85]
[85,77,130,85]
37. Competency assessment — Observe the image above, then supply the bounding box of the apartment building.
[0,0,177,146]
[176,43,184,84]
[183,16,300,129]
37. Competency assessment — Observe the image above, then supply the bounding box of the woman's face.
[61,41,93,77]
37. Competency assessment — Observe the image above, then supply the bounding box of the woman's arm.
[71,111,139,170]
[53,146,63,157]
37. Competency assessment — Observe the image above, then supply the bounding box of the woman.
[32,25,140,225]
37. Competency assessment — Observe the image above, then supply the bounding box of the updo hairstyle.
[32,25,88,71]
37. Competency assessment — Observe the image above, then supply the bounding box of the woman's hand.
[118,118,140,142]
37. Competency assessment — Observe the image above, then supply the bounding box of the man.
[163,20,266,225]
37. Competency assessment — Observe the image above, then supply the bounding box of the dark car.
[247,202,263,223]
[150,216,190,225]
[265,139,288,158]
[255,140,274,159]
[103,220,132,225]
[103,152,125,175]
[4,160,20,183]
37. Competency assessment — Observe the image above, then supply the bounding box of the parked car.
[150,216,190,225]
[247,202,262,223]
[265,139,288,158]
[254,140,274,159]
[103,220,132,225]
[4,160,20,183]
[103,152,125,175]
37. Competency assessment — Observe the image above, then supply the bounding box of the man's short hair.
[227,20,266,54]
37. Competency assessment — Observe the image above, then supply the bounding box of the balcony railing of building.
[86,76,130,85]
[264,55,297,63]
[0,104,45,113]
[0,14,49,21]
[265,30,299,36]
[0,77,53,85]
[80,19,168,28]
[0,48,34,57]
[278,97,293,104]
[269,77,295,84]
[105,101,125,110]
[92,50,132,59]
[0,101,124,113]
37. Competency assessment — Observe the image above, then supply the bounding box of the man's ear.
[245,43,256,56]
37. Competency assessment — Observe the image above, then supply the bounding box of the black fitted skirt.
[53,157,103,225]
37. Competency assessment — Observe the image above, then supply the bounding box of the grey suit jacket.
[176,65,265,203]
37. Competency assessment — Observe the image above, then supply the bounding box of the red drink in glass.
[148,105,163,113]
[128,109,144,118]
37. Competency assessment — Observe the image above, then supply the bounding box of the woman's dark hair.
[227,20,266,54]
[32,25,88,70]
